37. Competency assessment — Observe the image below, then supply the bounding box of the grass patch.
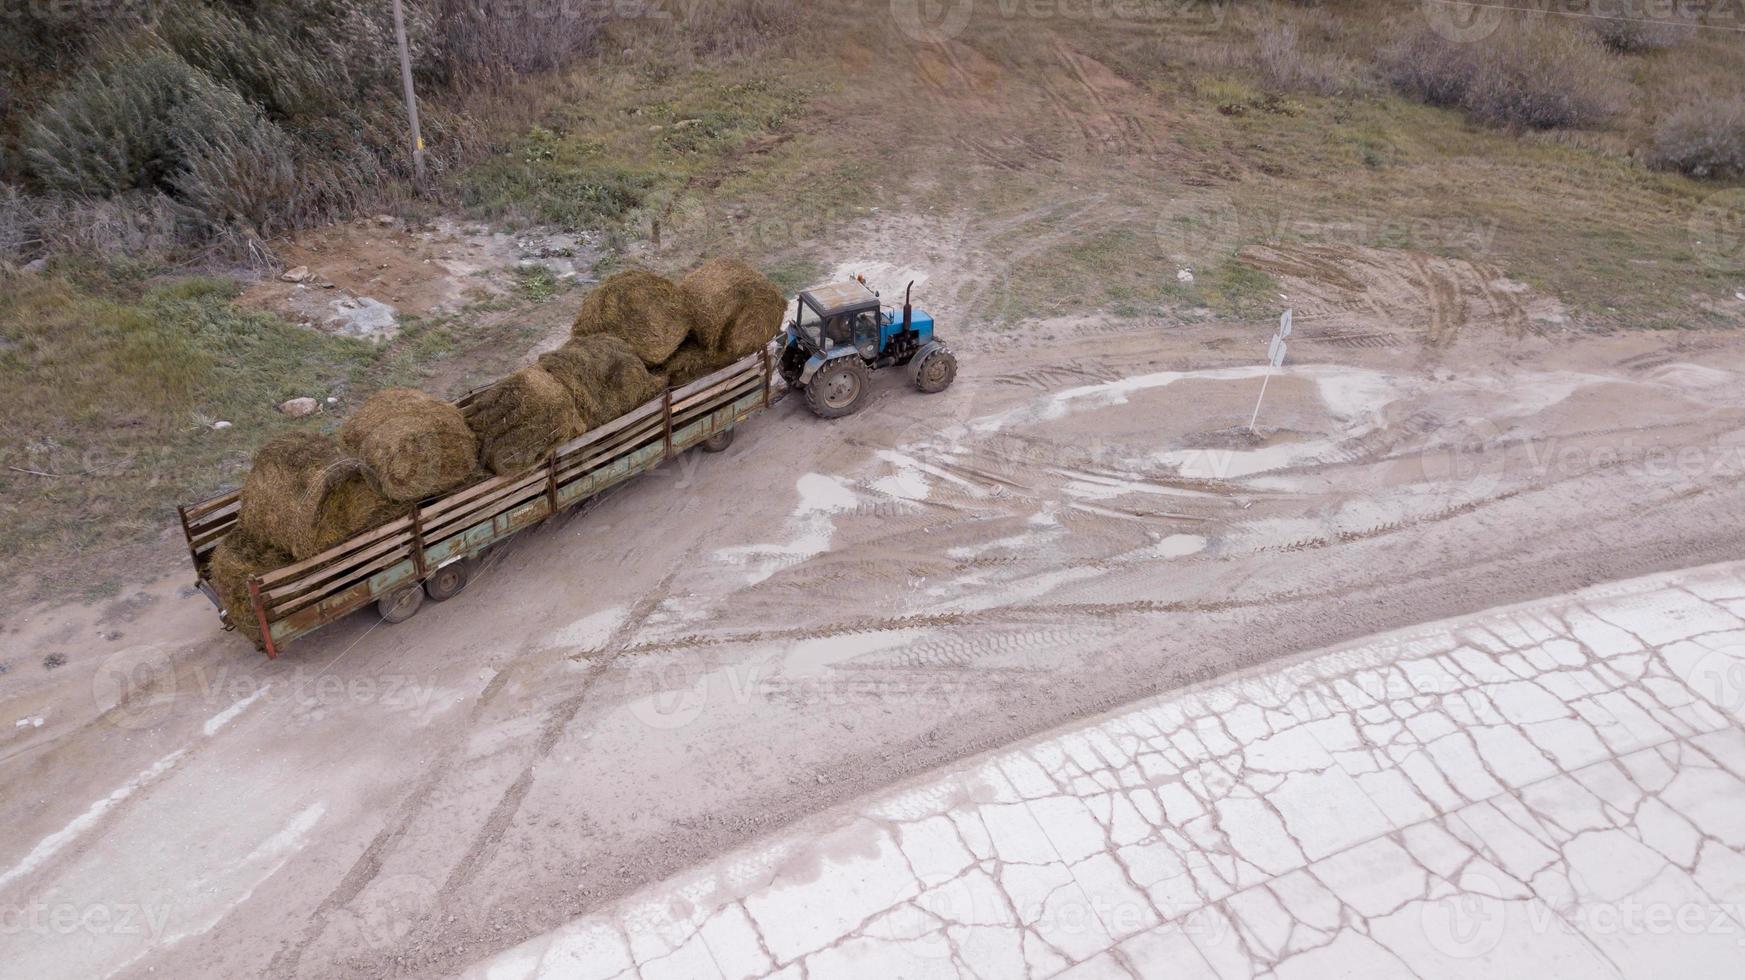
[1168,262,1283,320]
[0,269,374,593]
[457,67,811,241]
[513,263,561,302]
[1153,82,1734,329]
[0,260,572,600]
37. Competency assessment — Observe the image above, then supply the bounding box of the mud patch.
[245,218,604,339]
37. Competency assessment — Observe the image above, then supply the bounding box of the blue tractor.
[779,278,958,418]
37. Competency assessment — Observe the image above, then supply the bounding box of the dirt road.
[4,237,1745,977]
[460,560,1745,979]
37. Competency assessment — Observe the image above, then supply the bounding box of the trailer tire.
[424,560,472,601]
[701,427,735,453]
[378,584,425,624]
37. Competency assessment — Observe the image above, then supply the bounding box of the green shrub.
[22,47,299,234]
[169,88,299,234]
[22,50,203,197]
[158,2,344,118]
[1650,98,1745,180]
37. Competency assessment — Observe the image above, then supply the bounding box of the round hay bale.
[660,339,728,388]
[464,366,582,476]
[207,531,293,645]
[314,473,404,556]
[680,258,787,358]
[538,334,667,426]
[238,432,401,559]
[571,269,696,366]
[340,387,478,502]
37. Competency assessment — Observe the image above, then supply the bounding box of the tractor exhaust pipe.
[903,280,915,332]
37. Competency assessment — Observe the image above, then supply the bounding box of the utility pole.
[390,0,426,191]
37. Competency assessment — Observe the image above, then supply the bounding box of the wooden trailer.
[178,348,773,657]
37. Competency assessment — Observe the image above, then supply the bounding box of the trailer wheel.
[424,560,472,601]
[701,427,735,453]
[378,584,424,624]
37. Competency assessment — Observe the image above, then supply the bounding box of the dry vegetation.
[2,0,1744,599]
[0,0,805,266]
[1380,18,1626,130]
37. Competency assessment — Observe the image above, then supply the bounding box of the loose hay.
[340,387,478,502]
[571,269,696,366]
[538,334,667,426]
[207,531,293,645]
[238,432,402,559]
[680,257,787,358]
[465,366,583,476]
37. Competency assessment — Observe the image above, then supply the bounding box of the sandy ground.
[4,224,1745,977]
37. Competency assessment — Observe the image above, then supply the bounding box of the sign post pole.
[1249,309,1292,432]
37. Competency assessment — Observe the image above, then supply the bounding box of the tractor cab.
[781,277,957,418]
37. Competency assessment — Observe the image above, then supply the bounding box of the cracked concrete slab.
[464,562,1745,979]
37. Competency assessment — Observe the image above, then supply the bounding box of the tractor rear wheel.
[913,347,958,394]
[805,358,871,418]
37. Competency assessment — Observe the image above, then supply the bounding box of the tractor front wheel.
[805,358,871,419]
[912,347,958,394]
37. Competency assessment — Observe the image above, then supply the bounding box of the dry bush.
[1650,97,1745,179]
[1591,16,1692,54]
[0,183,49,260]
[1383,18,1624,130]
[1,189,196,265]
[429,0,604,80]
[681,0,803,58]
[1254,21,1366,96]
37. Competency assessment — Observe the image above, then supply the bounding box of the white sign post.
[1249,309,1292,432]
